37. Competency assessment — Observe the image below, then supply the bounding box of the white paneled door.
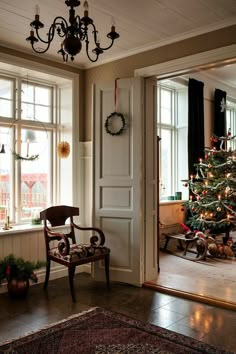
[93,77,145,285]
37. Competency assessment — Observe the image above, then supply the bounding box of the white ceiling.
[0,0,236,69]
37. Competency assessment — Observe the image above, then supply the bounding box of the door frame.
[135,43,236,283]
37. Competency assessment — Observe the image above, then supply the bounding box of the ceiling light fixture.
[26,0,119,63]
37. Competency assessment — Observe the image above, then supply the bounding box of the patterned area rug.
[0,307,233,354]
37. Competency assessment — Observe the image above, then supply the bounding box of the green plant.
[0,254,45,283]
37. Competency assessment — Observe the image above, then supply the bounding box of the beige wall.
[85,25,236,141]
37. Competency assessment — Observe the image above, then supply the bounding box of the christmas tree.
[183,130,236,244]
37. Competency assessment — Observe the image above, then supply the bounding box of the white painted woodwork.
[93,78,144,286]
[144,78,158,281]
[0,0,235,68]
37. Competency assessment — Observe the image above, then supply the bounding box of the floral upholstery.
[49,244,110,263]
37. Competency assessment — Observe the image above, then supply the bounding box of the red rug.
[0,307,233,353]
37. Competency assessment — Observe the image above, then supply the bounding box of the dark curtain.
[214,88,227,149]
[188,78,205,176]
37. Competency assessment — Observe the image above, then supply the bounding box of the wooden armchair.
[40,205,110,302]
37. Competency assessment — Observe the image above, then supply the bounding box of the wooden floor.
[2,273,236,352]
[145,250,236,310]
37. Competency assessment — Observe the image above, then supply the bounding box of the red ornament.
[205,155,208,159]
[192,207,196,212]
[184,183,188,187]
[181,207,185,212]
[210,136,218,143]
[229,205,233,209]
[202,190,207,195]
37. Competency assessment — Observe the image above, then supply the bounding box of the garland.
[104,112,126,136]
[12,152,39,161]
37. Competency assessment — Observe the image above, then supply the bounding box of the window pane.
[0,79,14,118]
[0,127,12,223]
[160,107,171,124]
[21,83,52,123]
[22,83,34,103]
[21,129,50,220]
[0,79,13,99]
[161,89,171,124]
[0,98,12,118]
[35,105,50,122]
[22,103,34,120]
[35,86,51,105]
[160,129,172,198]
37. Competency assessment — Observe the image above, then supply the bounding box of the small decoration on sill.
[57,141,70,158]
[105,78,126,136]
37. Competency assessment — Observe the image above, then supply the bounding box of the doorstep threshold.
[143,282,236,311]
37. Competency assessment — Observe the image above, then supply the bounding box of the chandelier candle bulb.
[35,5,40,16]
[83,1,89,16]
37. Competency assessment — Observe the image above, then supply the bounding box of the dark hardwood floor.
[0,273,236,352]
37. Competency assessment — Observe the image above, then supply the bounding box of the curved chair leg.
[105,254,110,289]
[68,266,76,302]
[44,259,51,290]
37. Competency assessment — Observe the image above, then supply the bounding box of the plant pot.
[7,278,29,299]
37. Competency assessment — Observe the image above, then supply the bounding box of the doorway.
[138,44,236,310]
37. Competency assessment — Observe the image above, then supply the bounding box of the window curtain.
[214,88,227,149]
[188,78,205,176]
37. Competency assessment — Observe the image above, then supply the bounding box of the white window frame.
[157,81,188,202]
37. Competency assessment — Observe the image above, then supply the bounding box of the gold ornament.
[217,207,221,212]
[57,141,70,158]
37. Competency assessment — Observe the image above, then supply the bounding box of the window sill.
[0,223,69,237]
[160,200,184,206]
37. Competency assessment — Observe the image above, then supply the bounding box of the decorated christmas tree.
[182,130,236,244]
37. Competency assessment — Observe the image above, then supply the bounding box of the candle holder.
[2,216,12,230]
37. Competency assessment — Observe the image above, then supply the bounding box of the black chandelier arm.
[98,38,115,51]
[85,40,99,62]
[89,23,115,51]
[34,17,69,44]
[35,24,55,45]
[31,39,51,54]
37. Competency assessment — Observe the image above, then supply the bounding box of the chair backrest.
[40,205,79,227]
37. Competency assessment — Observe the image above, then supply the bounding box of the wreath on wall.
[104,112,126,136]
[104,78,127,136]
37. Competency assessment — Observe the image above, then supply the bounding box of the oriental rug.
[0,307,233,354]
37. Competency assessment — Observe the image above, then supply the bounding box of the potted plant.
[0,254,45,298]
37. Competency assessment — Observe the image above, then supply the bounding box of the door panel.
[93,78,144,285]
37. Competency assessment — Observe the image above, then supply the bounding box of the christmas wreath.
[104,112,126,136]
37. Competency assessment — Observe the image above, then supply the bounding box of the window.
[0,75,71,226]
[226,99,236,151]
[157,80,188,201]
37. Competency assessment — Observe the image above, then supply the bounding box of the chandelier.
[26,0,119,63]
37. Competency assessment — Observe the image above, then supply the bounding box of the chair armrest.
[71,222,105,246]
[45,226,70,256]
